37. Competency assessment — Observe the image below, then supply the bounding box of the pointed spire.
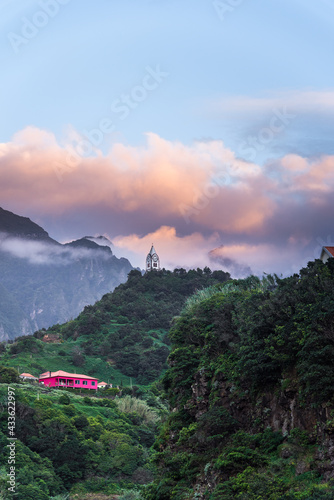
[149,244,156,255]
[146,243,160,271]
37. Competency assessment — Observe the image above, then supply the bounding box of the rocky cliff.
[144,262,334,499]
[188,369,334,494]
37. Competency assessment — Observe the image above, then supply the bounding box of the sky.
[1,0,334,276]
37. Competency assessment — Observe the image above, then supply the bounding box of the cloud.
[0,126,271,235]
[0,127,239,215]
[113,226,221,270]
[0,234,112,265]
[204,90,334,161]
[208,90,334,118]
[208,243,301,278]
[209,250,253,278]
[0,127,333,276]
[112,227,316,278]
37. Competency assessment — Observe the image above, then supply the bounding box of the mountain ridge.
[0,207,133,340]
[0,206,58,243]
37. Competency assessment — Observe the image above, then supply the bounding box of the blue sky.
[2,0,334,152]
[1,0,334,275]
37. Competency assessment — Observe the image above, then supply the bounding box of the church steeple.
[146,244,160,272]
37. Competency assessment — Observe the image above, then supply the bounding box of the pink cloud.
[113,226,221,270]
[0,127,333,276]
[113,227,312,277]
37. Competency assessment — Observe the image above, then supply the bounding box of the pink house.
[39,370,98,390]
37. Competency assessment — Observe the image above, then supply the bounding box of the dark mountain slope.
[0,206,57,242]
[0,281,31,338]
[0,207,133,340]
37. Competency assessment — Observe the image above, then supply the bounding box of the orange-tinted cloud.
[0,126,270,231]
[113,227,314,277]
[1,127,334,276]
[113,225,221,270]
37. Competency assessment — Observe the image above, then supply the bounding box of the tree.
[0,365,19,383]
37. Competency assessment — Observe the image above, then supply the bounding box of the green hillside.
[0,381,166,499]
[5,260,334,499]
[144,259,334,499]
[0,268,230,386]
[0,267,231,499]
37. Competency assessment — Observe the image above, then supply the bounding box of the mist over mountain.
[0,207,133,340]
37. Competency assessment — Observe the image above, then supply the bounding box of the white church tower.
[146,244,160,272]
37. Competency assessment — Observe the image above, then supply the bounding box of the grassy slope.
[1,336,139,387]
[0,268,230,387]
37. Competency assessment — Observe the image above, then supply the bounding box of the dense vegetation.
[57,268,229,384]
[0,267,231,498]
[0,268,230,386]
[144,259,334,499]
[0,382,166,499]
[3,260,334,498]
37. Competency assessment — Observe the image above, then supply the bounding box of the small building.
[39,370,98,390]
[20,373,38,381]
[41,334,61,344]
[97,381,109,389]
[146,244,160,272]
[320,246,334,264]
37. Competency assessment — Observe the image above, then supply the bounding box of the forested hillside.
[4,260,334,499]
[56,268,230,384]
[0,267,231,499]
[0,380,166,499]
[144,259,334,499]
[0,268,229,386]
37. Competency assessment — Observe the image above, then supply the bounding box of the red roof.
[325,246,334,257]
[39,370,97,380]
[20,373,37,378]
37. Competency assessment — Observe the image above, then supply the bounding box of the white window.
[82,381,88,386]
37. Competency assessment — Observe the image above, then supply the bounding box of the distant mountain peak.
[0,207,58,244]
[64,237,112,253]
[0,208,133,341]
[85,235,114,248]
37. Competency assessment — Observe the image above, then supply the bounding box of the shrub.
[58,394,70,405]
[0,366,20,383]
[15,484,49,500]
[116,396,159,424]
[119,490,141,500]
[62,404,76,416]
[72,415,89,430]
